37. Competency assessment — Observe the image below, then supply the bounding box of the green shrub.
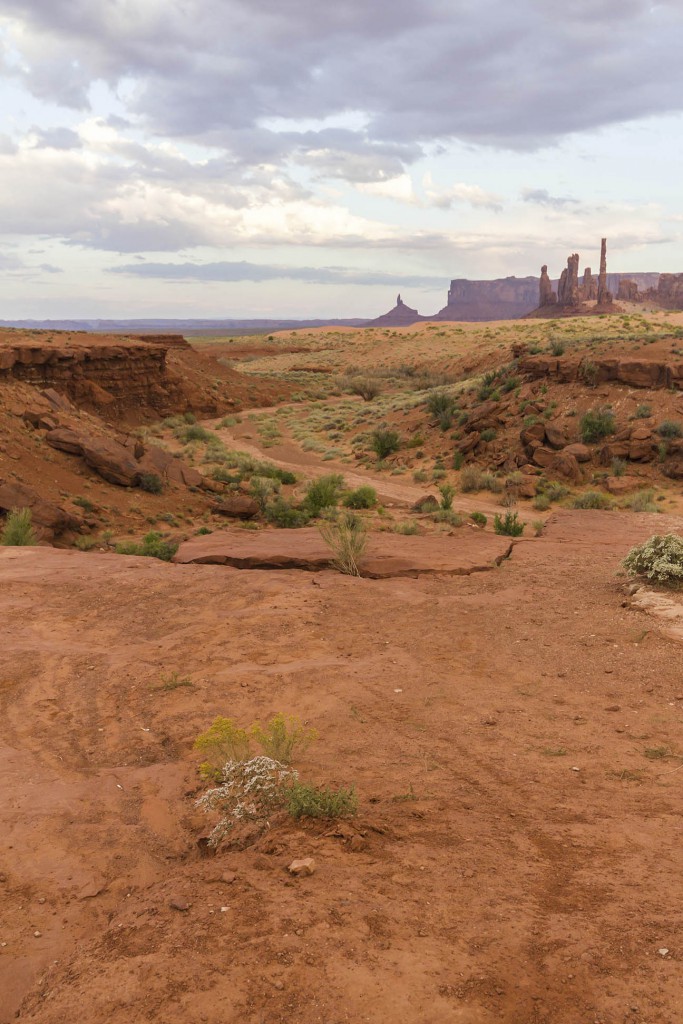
[343,485,378,509]
[549,338,565,356]
[533,494,551,511]
[634,404,652,419]
[287,782,358,820]
[426,391,457,431]
[532,520,545,537]
[452,451,464,470]
[431,509,463,526]
[73,535,98,551]
[370,428,401,460]
[493,511,525,536]
[195,526,213,535]
[579,361,599,387]
[544,482,571,502]
[349,377,381,401]
[579,407,616,443]
[610,458,627,478]
[115,531,178,561]
[571,491,612,510]
[470,511,487,527]
[265,498,310,528]
[625,489,658,513]
[303,474,345,514]
[394,520,419,535]
[1,508,37,546]
[438,483,456,510]
[460,466,503,494]
[657,420,683,439]
[480,428,497,443]
[177,424,213,442]
[623,533,683,584]
[250,475,279,511]
[251,713,317,765]
[138,472,164,494]
[318,512,367,576]
[194,716,253,778]
[73,496,94,512]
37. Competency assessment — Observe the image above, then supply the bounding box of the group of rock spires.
[538,238,613,310]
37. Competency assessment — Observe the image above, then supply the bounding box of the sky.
[1,0,683,320]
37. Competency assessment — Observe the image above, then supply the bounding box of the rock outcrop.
[617,278,641,302]
[539,266,556,307]
[433,277,539,321]
[651,273,683,309]
[0,479,82,540]
[596,238,613,307]
[366,295,424,327]
[581,268,597,301]
[557,254,581,308]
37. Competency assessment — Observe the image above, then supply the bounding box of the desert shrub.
[452,451,464,470]
[625,489,658,513]
[197,756,297,845]
[460,466,503,494]
[634,404,652,419]
[657,420,683,439]
[250,713,317,765]
[265,498,310,528]
[287,782,358,820]
[533,493,551,511]
[413,494,439,513]
[571,491,613,510]
[349,377,381,401]
[303,474,345,514]
[579,407,616,443]
[318,511,367,576]
[250,475,279,511]
[394,520,419,535]
[431,509,463,526]
[470,511,487,527]
[343,485,377,509]
[493,511,525,536]
[579,361,599,387]
[177,424,212,443]
[480,428,497,443]
[73,495,94,512]
[115,531,178,561]
[183,412,197,424]
[532,520,545,537]
[438,483,456,510]
[195,526,212,535]
[622,533,683,584]
[549,338,565,356]
[426,391,457,430]
[370,428,401,460]
[610,458,627,478]
[0,508,37,546]
[544,482,571,502]
[138,472,164,494]
[194,716,253,778]
[73,535,98,551]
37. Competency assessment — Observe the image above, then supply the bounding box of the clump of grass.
[73,535,98,551]
[571,491,613,510]
[73,495,95,512]
[579,407,615,444]
[250,712,317,765]
[533,493,551,511]
[287,782,358,819]
[319,511,367,576]
[370,428,401,460]
[610,458,627,478]
[470,511,487,527]
[348,377,381,401]
[265,497,310,528]
[493,511,525,536]
[438,483,456,510]
[634,404,652,419]
[548,338,565,356]
[657,420,683,439]
[426,391,457,430]
[460,466,503,494]
[176,423,213,443]
[625,489,658,513]
[343,485,378,510]
[160,671,193,691]
[623,533,683,584]
[115,531,178,561]
[480,428,497,443]
[138,472,164,494]
[1,508,37,546]
[394,520,419,535]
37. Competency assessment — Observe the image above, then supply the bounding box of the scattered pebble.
[220,871,236,885]
[169,898,190,912]
[605,705,620,712]
[33,931,41,938]
[658,947,669,957]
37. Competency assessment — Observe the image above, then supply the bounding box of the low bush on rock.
[623,534,683,585]
[657,420,683,439]
[579,407,615,444]
[115,531,178,561]
[319,511,367,576]
[0,508,37,546]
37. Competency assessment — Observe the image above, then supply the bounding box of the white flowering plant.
[622,533,683,585]
[196,756,298,847]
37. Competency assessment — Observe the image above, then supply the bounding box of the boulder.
[628,438,657,462]
[457,432,480,455]
[544,424,569,450]
[45,427,86,456]
[413,494,439,513]
[0,480,82,539]
[214,496,260,519]
[597,442,631,465]
[563,443,592,463]
[520,422,546,447]
[80,437,141,486]
[550,452,582,482]
[40,388,74,412]
[531,447,555,469]
[517,476,538,499]
[605,475,642,495]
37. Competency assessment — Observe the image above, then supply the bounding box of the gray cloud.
[109,259,445,288]
[521,188,580,209]
[31,126,82,150]
[3,0,683,159]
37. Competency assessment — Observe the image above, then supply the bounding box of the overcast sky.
[1,0,683,319]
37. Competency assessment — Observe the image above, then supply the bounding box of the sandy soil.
[1,507,682,1024]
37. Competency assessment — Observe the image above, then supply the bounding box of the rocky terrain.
[1,314,683,1024]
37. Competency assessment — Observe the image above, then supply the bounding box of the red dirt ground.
[1,509,682,1024]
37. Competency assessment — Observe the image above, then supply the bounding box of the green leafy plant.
[349,377,381,401]
[470,511,487,527]
[0,508,37,546]
[343,485,378,509]
[318,511,367,576]
[287,782,358,819]
[571,491,612,510]
[579,407,616,443]
[303,474,345,514]
[657,420,683,439]
[265,498,310,528]
[138,472,164,494]
[634,404,652,419]
[197,756,298,845]
[251,713,317,765]
[493,511,525,536]
[115,531,178,561]
[622,533,683,584]
[370,428,401,460]
[194,716,253,779]
[438,483,456,510]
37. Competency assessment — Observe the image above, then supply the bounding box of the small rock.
[482,717,498,726]
[221,871,236,884]
[33,931,42,938]
[169,898,190,912]
[605,705,621,712]
[287,858,316,877]
[658,947,669,957]
[272,980,284,991]
[571,766,580,772]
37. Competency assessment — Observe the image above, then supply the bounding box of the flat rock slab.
[174,527,513,578]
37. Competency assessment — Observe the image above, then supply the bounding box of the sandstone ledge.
[174,528,513,578]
